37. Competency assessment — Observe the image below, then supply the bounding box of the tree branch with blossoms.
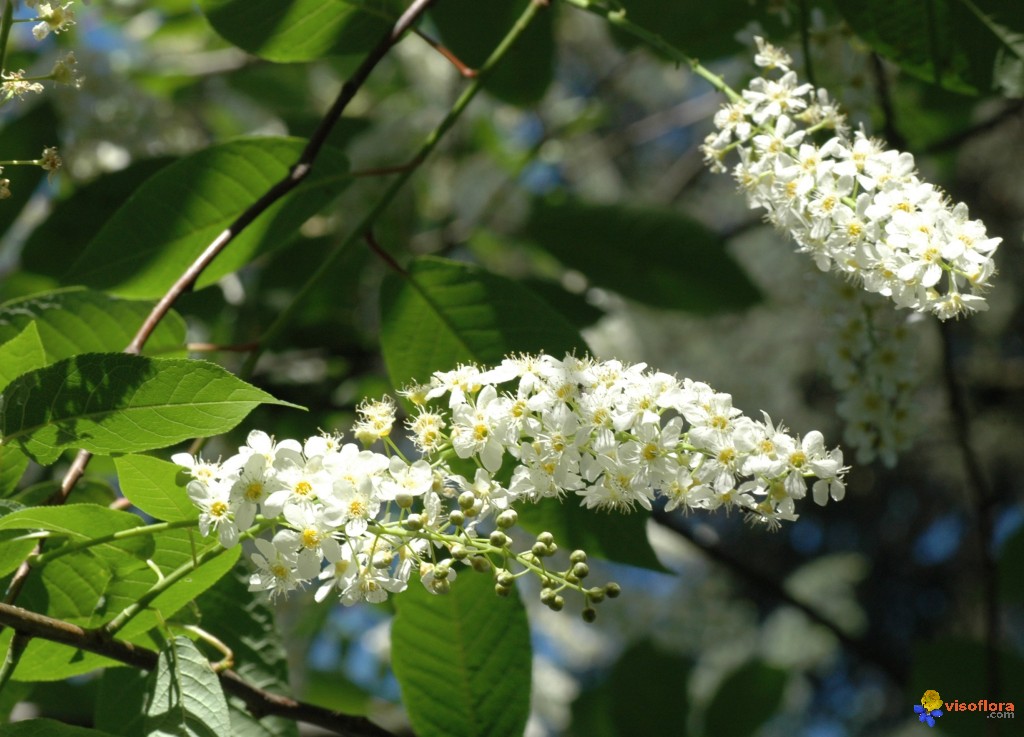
[174,353,848,615]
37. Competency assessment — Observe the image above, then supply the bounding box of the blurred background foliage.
[1,0,1023,735]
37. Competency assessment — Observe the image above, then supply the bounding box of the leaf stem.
[30,518,199,567]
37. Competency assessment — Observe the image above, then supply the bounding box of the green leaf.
[834,0,1024,96]
[143,636,232,737]
[524,198,761,314]
[429,0,556,105]
[39,553,114,624]
[21,158,175,279]
[0,504,149,562]
[61,138,350,298]
[0,354,297,465]
[609,0,761,60]
[194,567,299,737]
[392,571,531,737]
[379,256,587,386]
[515,498,666,572]
[96,667,149,737]
[0,445,30,499]
[0,288,187,361]
[200,0,401,62]
[0,498,35,577]
[0,322,47,393]
[0,103,60,242]
[0,719,119,737]
[115,454,199,523]
[702,660,787,737]
[606,641,691,735]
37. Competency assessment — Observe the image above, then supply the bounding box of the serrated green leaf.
[702,660,787,737]
[0,288,186,361]
[143,636,232,737]
[392,571,531,737]
[0,718,119,737]
[0,504,148,557]
[116,454,199,523]
[516,498,667,572]
[524,198,761,314]
[607,641,691,735]
[430,0,555,105]
[380,256,587,387]
[834,0,1024,96]
[194,567,299,737]
[39,553,114,624]
[0,354,298,465]
[62,138,350,298]
[21,158,175,279]
[200,0,401,62]
[0,322,47,393]
[0,104,60,242]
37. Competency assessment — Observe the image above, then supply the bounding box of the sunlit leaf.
[0,354,298,465]
[392,571,531,737]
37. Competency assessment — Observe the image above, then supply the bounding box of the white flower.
[248,535,320,599]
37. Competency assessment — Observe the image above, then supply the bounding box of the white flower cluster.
[815,279,921,467]
[702,37,1001,320]
[176,353,847,609]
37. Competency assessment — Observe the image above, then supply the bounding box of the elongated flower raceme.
[701,38,1001,320]
[176,353,848,616]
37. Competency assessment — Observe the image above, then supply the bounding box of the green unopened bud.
[587,587,605,604]
[395,491,415,509]
[570,550,587,564]
[540,589,557,605]
[470,556,492,573]
[537,531,555,546]
[403,513,423,531]
[531,542,549,558]
[430,578,451,595]
[448,510,465,527]
[495,583,511,597]
[458,491,476,510]
[496,570,515,588]
[434,561,452,580]
[605,582,621,598]
[582,607,597,623]
[496,509,518,529]
[572,562,589,579]
[489,530,508,548]
[549,594,564,612]
[451,544,470,560]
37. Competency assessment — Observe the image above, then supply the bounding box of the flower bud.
[572,562,589,579]
[605,582,621,598]
[489,530,508,548]
[448,510,465,527]
[569,550,587,564]
[582,607,597,623]
[470,556,492,573]
[458,491,476,510]
[403,513,423,531]
[496,509,518,529]
[537,531,555,546]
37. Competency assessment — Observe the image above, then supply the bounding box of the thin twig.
[414,28,478,77]
[924,102,1024,155]
[0,603,395,737]
[364,230,407,275]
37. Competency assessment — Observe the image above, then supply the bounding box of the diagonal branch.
[653,511,908,683]
[0,602,396,737]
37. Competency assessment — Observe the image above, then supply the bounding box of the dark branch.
[652,511,908,683]
[0,603,397,737]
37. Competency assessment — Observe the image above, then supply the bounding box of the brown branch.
[0,603,397,737]
[364,230,407,275]
[652,511,907,683]
[414,28,478,77]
